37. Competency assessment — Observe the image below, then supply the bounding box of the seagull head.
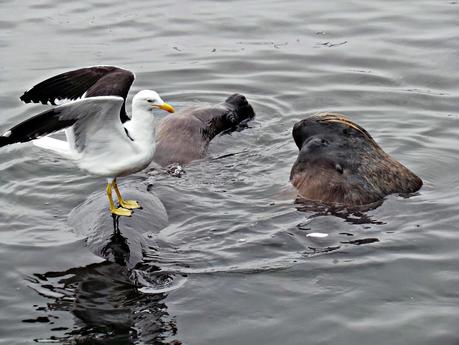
[133,90,175,114]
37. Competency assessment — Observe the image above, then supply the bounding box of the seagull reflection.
[27,217,182,344]
[99,216,132,266]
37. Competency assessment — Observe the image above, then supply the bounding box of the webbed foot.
[110,206,132,217]
[119,199,141,210]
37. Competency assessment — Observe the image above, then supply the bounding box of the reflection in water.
[27,217,182,345]
[295,199,384,257]
[100,216,132,267]
[295,198,385,225]
[26,190,389,343]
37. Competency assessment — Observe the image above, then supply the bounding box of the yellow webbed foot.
[119,199,141,210]
[110,206,132,217]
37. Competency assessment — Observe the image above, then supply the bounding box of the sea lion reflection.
[28,261,180,344]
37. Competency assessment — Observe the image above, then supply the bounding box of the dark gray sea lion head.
[200,93,255,138]
[153,93,255,167]
[223,93,255,123]
[290,113,423,206]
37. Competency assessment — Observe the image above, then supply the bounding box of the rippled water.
[1,0,459,344]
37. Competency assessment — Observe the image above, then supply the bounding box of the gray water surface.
[1,0,458,344]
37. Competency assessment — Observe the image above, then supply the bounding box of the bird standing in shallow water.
[0,66,175,216]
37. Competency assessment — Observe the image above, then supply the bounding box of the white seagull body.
[0,66,175,216]
[33,95,157,177]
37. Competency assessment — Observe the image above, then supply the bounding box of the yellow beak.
[157,102,175,113]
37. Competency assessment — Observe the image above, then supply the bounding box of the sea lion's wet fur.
[154,94,255,166]
[290,113,422,206]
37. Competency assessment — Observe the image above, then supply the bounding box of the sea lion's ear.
[335,163,343,174]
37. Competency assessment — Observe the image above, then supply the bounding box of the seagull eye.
[147,99,154,103]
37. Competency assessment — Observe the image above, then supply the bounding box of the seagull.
[0,66,175,216]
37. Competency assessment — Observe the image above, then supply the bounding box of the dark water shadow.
[27,260,181,344]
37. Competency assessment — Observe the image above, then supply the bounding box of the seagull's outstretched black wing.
[0,108,75,148]
[20,66,135,122]
[1,96,125,150]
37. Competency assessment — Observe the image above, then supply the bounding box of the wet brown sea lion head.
[290,113,423,206]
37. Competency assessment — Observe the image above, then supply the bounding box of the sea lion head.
[290,113,422,206]
[198,93,255,140]
[221,93,255,127]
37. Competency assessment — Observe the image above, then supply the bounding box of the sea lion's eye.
[321,138,329,145]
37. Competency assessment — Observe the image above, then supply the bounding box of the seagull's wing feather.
[20,66,135,122]
[0,97,126,150]
[0,108,76,147]
[68,97,130,153]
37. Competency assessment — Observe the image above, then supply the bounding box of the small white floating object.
[306,232,328,238]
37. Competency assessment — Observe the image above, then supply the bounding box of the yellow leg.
[112,179,141,210]
[106,182,132,217]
